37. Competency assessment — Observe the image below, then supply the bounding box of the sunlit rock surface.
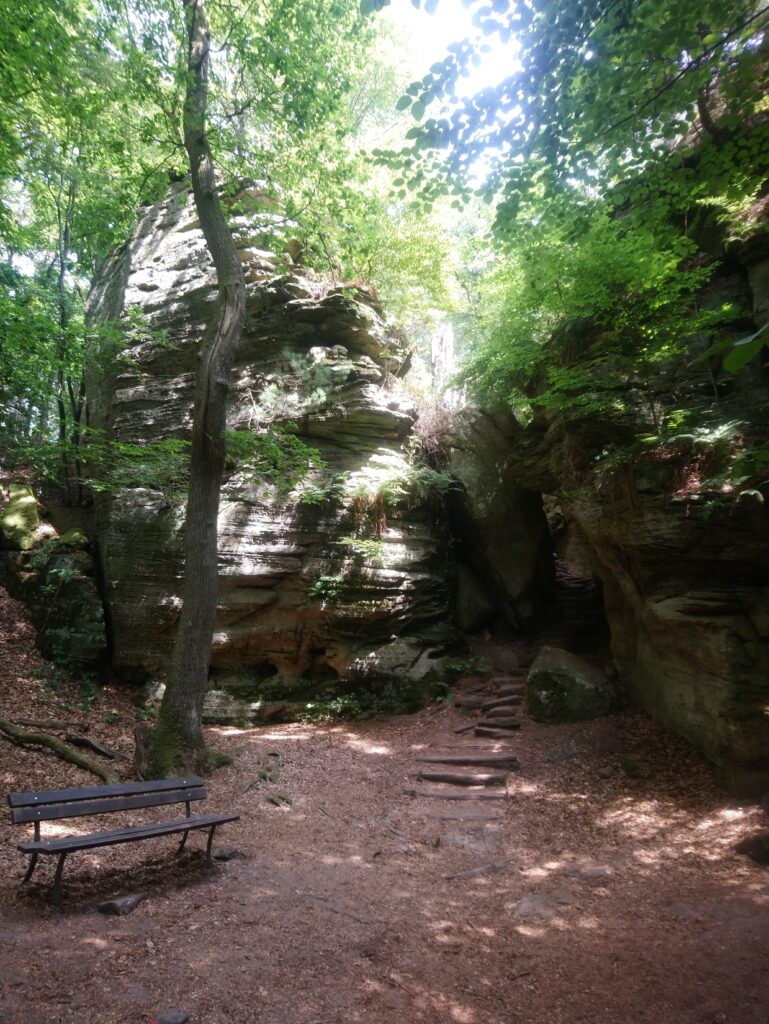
[87,185,456,719]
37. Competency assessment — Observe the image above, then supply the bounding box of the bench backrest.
[7,777,206,825]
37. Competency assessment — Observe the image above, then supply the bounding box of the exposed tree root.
[0,718,119,784]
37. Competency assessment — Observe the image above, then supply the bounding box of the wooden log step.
[432,746,516,756]
[416,753,519,768]
[428,811,500,822]
[405,787,509,801]
[453,723,477,735]
[483,707,520,721]
[418,770,508,786]
[477,716,519,729]
[454,696,488,709]
[482,696,523,711]
[497,683,526,696]
[474,725,521,739]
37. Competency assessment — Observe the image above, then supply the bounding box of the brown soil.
[1,587,768,1024]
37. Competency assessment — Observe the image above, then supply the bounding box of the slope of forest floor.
[1,586,768,1024]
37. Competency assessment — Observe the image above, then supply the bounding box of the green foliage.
[344,458,452,535]
[300,679,423,721]
[17,429,190,499]
[342,535,386,565]
[225,428,326,492]
[369,0,769,387]
[445,655,492,678]
[13,418,325,503]
[1,0,456,487]
[257,757,281,783]
[307,574,345,603]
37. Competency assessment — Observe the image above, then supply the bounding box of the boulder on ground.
[526,646,613,722]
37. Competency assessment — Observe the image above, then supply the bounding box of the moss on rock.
[1,483,42,551]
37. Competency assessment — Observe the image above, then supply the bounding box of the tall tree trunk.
[138,0,246,778]
[56,198,73,503]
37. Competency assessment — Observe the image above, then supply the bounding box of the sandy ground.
[1,587,768,1024]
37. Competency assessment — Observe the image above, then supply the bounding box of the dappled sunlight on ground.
[343,734,394,756]
[1,687,768,1023]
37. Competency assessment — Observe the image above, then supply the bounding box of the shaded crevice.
[445,480,556,635]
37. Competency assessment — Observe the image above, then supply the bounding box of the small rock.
[734,832,769,866]
[145,939,156,951]
[154,1012,189,1024]
[597,765,615,779]
[670,902,698,920]
[97,893,146,916]
[513,895,554,920]
[581,864,615,881]
[564,862,615,881]
[214,848,242,862]
[543,740,579,764]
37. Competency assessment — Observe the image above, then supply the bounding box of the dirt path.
[1,587,768,1024]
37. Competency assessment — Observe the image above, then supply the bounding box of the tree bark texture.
[141,0,246,777]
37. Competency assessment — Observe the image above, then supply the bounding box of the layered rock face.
[87,185,455,721]
[500,289,769,793]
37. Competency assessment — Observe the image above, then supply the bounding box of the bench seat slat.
[17,812,240,854]
[11,786,207,824]
[8,777,203,808]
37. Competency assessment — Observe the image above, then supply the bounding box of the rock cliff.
[499,261,769,793]
[87,184,456,722]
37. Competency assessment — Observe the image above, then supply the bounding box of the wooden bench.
[7,776,239,909]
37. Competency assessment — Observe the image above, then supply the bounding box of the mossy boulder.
[526,646,614,723]
[1,483,42,550]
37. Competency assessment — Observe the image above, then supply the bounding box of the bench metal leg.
[177,830,190,855]
[206,825,217,864]
[22,852,39,885]
[51,852,67,911]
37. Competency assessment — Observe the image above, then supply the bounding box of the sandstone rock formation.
[87,185,456,721]
[497,278,769,792]
[526,646,613,723]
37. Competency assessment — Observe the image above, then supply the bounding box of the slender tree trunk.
[138,0,246,778]
[56,205,72,503]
